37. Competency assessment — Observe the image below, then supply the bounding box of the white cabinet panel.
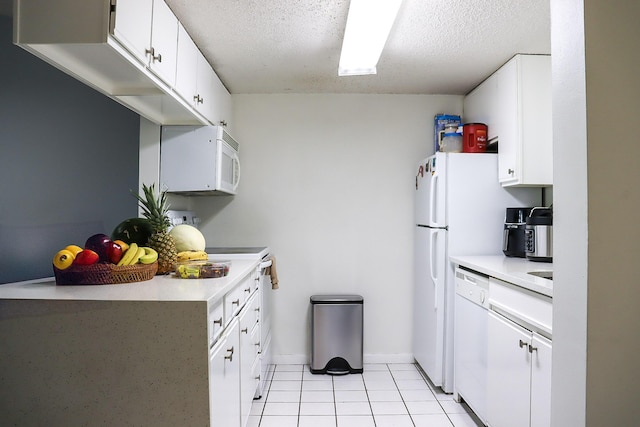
[209,319,241,427]
[530,333,552,427]
[175,23,199,107]
[112,0,153,63]
[487,311,531,427]
[148,0,178,86]
[239,292,259,427]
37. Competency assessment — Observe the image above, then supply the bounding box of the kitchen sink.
[528,271,553,281]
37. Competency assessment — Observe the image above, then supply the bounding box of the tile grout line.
[414,363,457,426]
[386,363,416,427]
[361,366,377,427]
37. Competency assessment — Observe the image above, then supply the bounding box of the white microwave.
[160,125,240,195]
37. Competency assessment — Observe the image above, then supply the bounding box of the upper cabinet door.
[148,0,178,86]
[464,54,552,187]
[211,69,232,128]
[112,0,153,64]
[175,23,199,107]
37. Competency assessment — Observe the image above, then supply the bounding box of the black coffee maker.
[503,207,535,257]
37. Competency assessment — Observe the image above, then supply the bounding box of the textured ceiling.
[166,0,550,95]
[1,0,550,95]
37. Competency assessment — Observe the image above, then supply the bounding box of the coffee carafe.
[503,207,534,257]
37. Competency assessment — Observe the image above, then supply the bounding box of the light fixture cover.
[338,0,403,76]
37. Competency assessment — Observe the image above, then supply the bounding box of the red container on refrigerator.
[462,123,488,153]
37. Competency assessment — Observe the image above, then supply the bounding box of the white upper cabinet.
[464,54,552,187]
[175,23,232,128]
[175,23,199,108]
[14,0,228,127]
[148,0,178,86]
[112,0,153,64]
[113,0,178,86]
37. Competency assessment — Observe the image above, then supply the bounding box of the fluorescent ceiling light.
[338,0,403,76]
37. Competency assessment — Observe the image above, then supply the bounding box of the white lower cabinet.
[239,292,260,427]
[210,269,264,427]
[209,318,240,427]
[530,333,552,427]
[487,311,552,427]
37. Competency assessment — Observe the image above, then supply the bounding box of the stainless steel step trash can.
[310,294,363,375]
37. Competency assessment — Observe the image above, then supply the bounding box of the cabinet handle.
[255,307,260,313]
[193,94,204,104]
[245,288,251,293]
[529,345,538,354]
[508,168,515,175]
[519,339,528,349]
[241,327,248,334]
[254,342,260,347]
[220,120,228,127]
[144,47,161,62]
[232,299,240,306]
[224,346,234,361]
[213,317,223,326]
[255,375,261,380]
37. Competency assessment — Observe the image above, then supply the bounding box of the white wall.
[192,94,463,362]
[552,0,640,425]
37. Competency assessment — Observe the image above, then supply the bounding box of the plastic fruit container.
[175,260,231,279]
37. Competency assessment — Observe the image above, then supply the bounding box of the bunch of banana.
[117,243,159,266]
[177,250,208,262]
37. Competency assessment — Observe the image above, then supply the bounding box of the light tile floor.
[248,363,484,427]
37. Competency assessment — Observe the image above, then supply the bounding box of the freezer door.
[413,226,446,386]
[415,154,447,227]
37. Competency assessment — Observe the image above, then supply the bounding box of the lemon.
[53,249,75,270]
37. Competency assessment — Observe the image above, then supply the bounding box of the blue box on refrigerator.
[434,114,461,152]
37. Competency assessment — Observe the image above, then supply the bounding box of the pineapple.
[133,183,177,274]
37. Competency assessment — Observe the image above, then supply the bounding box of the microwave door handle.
[232,152,241,191]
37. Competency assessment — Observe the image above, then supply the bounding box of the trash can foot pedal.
[311,356,363,375]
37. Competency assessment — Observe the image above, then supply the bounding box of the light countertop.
[0,258,260,303]
[450,255,553,297]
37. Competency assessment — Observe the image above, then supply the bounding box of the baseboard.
[271,353,415,365]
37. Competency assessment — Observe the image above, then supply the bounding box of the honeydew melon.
[169,224,206,252]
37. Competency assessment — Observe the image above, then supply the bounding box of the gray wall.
[0,16,140,284]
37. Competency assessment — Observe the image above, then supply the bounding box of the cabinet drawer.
[208,301,224,347]
[489,278,552,337]
[251,322,261,359]
[224,285,245,324]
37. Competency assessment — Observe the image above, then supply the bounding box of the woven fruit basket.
[53,262,158,285]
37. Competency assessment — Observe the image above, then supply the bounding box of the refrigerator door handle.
[429,231,438,311]
[429,170,442,227]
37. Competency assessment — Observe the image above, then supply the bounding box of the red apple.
[74,249,99,265]
[85,233,112,263]
[106,241,123,264]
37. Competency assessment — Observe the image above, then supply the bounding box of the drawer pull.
[241,328,248,334]
[245,288,251,293]
[255,375,261,380]
[519,339,528,349]
[254,307,260,313]
[224,346,234,361]
[213,317,223,326]
[232,299,240,306]
[529,345,538,354]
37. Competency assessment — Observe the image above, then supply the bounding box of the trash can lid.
[310,294,364,304]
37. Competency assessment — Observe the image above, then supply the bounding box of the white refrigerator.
[413,153,540,393]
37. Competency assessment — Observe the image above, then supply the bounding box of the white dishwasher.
[454,267,489,426]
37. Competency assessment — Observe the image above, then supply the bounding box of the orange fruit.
[113,239,129,252]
